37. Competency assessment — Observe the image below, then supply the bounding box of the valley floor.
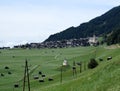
[0,46,120,91]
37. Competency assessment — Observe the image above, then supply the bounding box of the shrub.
[88,58,98,69]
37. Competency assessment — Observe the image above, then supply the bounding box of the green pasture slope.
[0,46,120,91]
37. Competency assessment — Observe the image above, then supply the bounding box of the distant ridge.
[45,5,120,42]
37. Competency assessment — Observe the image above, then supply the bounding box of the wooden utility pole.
[60,66,63,83]
[76,62,82,73]
[23,60,30,91]
[72,61,77,77]
[79,62,82,73]
[84,61,86,71]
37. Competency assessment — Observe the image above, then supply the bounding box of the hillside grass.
[0,46,120,91]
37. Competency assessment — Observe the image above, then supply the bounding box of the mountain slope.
[107,28,120,45]
[45,5,120,42]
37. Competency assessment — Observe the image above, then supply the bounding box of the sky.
[0,0,120,47]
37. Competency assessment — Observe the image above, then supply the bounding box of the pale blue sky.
[0,0,120,47]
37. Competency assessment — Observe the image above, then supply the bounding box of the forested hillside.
[45,5,120,43]
[107,28,120,45]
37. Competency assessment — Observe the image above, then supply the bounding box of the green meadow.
[0,46,120,91]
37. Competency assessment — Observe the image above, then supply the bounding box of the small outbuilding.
[63,59,68,66]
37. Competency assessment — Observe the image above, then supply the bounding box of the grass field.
[0,46,120,91]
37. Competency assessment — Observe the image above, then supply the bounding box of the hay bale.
[1,73,4,77]
[5,66,9,69]
[39,71,42,75]
[99,58,103,61]
[48,78,53,81]
[14,84,19,88]
[107,57,112,60]
[33,75,39,79]
[8,71,12,74]
[72,66,76,69]
[39,79,44,82]
[76,62,81,65]
[42,74,46,77]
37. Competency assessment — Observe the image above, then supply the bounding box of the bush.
[88,58,98,69]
